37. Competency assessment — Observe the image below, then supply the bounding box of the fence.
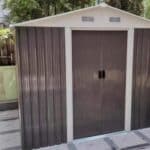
[0,37,15,65]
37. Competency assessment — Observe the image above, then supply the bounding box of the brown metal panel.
[52,28,62,144]
[19,28,32,148]
[72,31,127,139]
[27,27,40,148]
[132,29,150,129]
[36,28,48,146]
[132,30,143,129]
[16,27,66,149]
[132,29,145,129]
[59,28,67,142]
[101,31,127,133]
[44,28,55,145]
[72,31,102,138]
[15,28,25,148]
[140,30,150,127]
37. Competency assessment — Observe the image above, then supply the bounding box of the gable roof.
[12,3,150,28]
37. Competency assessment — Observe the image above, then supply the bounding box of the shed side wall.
[16,27,66,149]
[132,29,150,129]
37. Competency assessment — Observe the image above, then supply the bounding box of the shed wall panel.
[28,28,40,148]
[19,28,32,148]
[59,29,67,143]
[44,28,55,145]
[132,29,150,129]
[16,27,66,149]
[16,27,25,148]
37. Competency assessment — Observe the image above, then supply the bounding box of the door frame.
[65,27,135,142]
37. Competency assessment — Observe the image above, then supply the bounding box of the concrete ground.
[38,128,150,150]
[1,110,150,150]
[0,110,21,150]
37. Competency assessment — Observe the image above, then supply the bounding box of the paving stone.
[2,145,22,150]
[109,132,148,149]
[131,146,150,150]
[0,119,19,133]
[141,147,150,150]
[0,110,18,121]
[0,131,21,149]
[35,128,150,150]
[38,144,69,150]
[73,138,111,150]
[140,128,150,140]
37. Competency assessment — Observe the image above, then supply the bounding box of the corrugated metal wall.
[132,29,150,129]
[16,27,66,149]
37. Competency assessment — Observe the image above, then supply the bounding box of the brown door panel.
[100,31,127,133]
[72,31,127,139]
[72,31,102,138]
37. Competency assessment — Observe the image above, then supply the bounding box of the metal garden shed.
[13,3,150,149]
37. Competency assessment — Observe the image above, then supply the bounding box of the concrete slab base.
[37,128,150,150]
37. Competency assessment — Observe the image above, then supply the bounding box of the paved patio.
[37,128,150,150]
[0,109,21,150]
[1,110,150,150]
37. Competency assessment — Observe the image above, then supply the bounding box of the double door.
[72,31,127,138]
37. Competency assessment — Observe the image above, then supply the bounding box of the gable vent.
[82,16,94,22]
[109,17,121,22]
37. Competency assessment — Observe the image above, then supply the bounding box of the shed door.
[72,31,127,139]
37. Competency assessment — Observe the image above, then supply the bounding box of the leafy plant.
[4,0,94,23]
[105,0,144,15]
[0,28,15,65]
[4,0,43,23]
[143,0,150,18]
[0,28,14,46]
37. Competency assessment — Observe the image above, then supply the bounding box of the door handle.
[103,70,106,79]
[98,70,106,79]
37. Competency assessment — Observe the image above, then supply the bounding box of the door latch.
[98,70,106,79]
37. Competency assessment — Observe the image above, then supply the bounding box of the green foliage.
[0,28,15,66]
[4,0,94,23]
[106,0,122,9]
[0,28,11,40]
[68,0,94,10]
[5,0,150,23]
[128,0,144,16]
[144,0,150,18]
[36,0,94,16]
[105,0,144,15]
[0,28,14,45]
[4,0,43,23]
